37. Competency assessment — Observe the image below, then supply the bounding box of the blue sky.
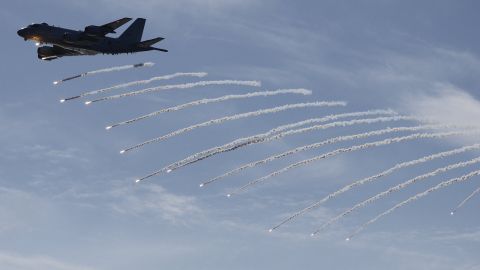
[1,1,480,269]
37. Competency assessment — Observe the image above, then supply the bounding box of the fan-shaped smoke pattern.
[56,67,480,239]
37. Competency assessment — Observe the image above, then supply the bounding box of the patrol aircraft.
[17,18,167,60]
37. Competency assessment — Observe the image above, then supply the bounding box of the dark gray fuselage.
[17,24,150,55]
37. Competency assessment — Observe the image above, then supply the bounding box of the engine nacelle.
[37,46,61,60]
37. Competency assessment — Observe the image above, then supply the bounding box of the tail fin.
[119,18,145,42]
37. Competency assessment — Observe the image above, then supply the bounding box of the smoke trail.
[271,143,480,231]
[451,185,480,215]
[265,109,397,134]
[135,112,403,182]
[60,72,208,102]
[84,80,262,104]
[312,157,480,235]
[164,114,412,174]
[121,101,347,153]
[346,169,480,240]
[106,89,312,130]
[53,62,154,85]
[229,130,480,196]
[202,124,456,188]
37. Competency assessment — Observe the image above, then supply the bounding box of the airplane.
[17,17,168,61]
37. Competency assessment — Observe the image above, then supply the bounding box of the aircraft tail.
[119,18,145,42]
[138,37,168,52]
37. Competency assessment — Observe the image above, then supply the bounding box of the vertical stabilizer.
[119,18,145,42]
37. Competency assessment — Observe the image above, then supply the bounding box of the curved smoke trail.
[451,185,480,215]
[106,88,312,130]
[121,101,347,153]
[54,62,154,85]
[85,80,262,104]
[346,169,480,240]
[229,130,480,196]
[270,143,480,231]
[135,112,403,182]
[164,115,414,174]
[60,72,208,102]
[264,109,397,134]
[202,124,456,188]
[312,157,480,235]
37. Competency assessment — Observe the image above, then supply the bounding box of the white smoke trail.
[84,80,262,104]
[60,72,208,102]
[265,109,397,134]
[229,130,480,196]
[121,101,347,154]
[271,143,480,231]
[54,62,154,85]
[451,185,480,215]
[312,157,480,235]
[164,114,413,174]
[346,169,480,240]
[106,88,312,130]
[202,124,456,188]
[135,112,403,182]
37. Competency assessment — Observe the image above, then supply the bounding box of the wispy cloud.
[0,251,97,270]
[403,86,480,126]
[108,184,204,225]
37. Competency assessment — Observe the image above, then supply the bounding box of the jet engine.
[37,46,62,60]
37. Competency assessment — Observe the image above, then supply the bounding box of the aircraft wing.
[100,17,132,32]
[84,17,132,37]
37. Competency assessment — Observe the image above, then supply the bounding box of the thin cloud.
[0,251,97,270]
[108,184,204,225]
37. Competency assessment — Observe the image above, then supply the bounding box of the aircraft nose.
[17,29,25,37]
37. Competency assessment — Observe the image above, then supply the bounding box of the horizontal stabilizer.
[138,37,164,47]
[151,47,168,52]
